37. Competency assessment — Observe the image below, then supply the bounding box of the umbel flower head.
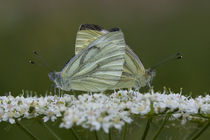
[0,90,209,133]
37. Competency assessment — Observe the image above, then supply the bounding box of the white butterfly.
[49,29,127,92]
[75,24,155,90]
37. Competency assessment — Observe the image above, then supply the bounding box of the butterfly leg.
[134,87,139,92]
[58,88,61,97]
[49,84,55,94]
[147,81,152,89]
[54,86,57,95]
[71,89,78,97]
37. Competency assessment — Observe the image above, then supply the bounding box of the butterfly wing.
[75,24,108,55]
[75,24,147,89]
[61,31,126,92]
[124,46,145,75]
[113,46,146,89]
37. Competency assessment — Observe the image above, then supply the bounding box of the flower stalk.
[191,121,209,140]
[16,121,39,140]
[108,129,112,140]
[141,117,152,140]
[95,130,99,140]
[153,114,171,139]
[70,128,80,140]
[123,123,128,140]
[37,118,61,140]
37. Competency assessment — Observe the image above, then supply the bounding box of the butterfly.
[48,28,127,92]
[75,24,154,90]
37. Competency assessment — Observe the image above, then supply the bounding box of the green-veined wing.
[74,24,151,90]
[49,30,126,92]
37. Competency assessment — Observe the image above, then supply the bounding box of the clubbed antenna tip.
[29,60,35,64]
[33,50,39,56]
[177,56,183,59]
[30,50,53,71]
[150,52,183,71]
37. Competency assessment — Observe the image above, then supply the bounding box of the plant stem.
[184,124,201,140]
[95,130,99,140]
[71,128,80,140]
[16,121,39,140]
[37,119,61,140]
[191,121,209,140]
[141,117,152,140]
[153,114,170,140]
[108,129,112,140]
[123,123,128,140]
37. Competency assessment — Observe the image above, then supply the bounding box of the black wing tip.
[79,24,104,31]
[109,27,121,32]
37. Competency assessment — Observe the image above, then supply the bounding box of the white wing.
[61,31,126,92]
[75,24,108,55]
[74,24,146,90]
[75,30,106,55]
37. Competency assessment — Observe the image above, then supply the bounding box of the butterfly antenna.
[29,50,53,71]
[29,59,52,72]
[150,52,182,72]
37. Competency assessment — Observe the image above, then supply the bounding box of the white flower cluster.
[0,90,209,133]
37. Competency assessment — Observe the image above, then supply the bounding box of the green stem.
[37,119,61,140]
[123,123,128,140]
[108,129,112,140]
[71,128,80,140]
[191,121,210,140]
[95,130,99,140]
[16,121,39,140]
[141,117,152,140]
[184,124,201,140]
[153,114,170,140]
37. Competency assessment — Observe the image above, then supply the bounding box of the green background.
[0,0,210,139]
[1,0,210,95]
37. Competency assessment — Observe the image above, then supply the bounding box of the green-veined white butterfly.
[75,24,155,90]
[48,29,127,92]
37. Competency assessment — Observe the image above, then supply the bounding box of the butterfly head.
[48,72,63,89]
[144,69,156,87]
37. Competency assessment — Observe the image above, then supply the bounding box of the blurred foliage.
[1,0,210,95]
[0,117,209,140]
[0,1,210,139]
